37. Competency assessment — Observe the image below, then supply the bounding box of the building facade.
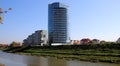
[116,37,120,43]
[23,30,47,46]
[48,2,69,44]
[35,30,47,46]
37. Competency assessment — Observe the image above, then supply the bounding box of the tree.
[9,41,21,47]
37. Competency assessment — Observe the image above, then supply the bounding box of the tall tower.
[48,2,69,45]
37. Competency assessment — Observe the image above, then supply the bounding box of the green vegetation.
[9,41,21,47]
[0,41,21,51]
[3,43,120,64]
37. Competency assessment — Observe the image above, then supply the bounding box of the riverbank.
[3,43,120,64]
[0,63,5,66]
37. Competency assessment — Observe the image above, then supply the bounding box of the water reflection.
[25,56,66,66]
[48,57,66,66]
[0,51,119,66]
[25,56,48,66]
[66,60,120,66]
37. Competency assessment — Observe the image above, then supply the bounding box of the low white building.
[23,30,48,46]
[34,30,47,46]
[116,38,120,43]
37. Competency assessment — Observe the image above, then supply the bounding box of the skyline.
[0,0,120,44]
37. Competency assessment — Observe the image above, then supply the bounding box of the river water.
[0,51,119,66]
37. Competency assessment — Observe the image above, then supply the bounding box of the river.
[0,51,119,66]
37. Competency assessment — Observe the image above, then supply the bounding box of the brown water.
[0,51,119,66]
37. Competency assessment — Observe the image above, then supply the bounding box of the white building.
[34,30,47,46]
[23,30,48,46]
[116,38,120,43]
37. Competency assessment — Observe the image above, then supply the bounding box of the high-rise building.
[48,2,69,45]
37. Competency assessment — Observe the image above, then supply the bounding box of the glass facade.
[48,2,69,44]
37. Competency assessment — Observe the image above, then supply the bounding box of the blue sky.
[0,0,120,44]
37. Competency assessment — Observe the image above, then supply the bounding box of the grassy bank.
[3,43,120,64]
